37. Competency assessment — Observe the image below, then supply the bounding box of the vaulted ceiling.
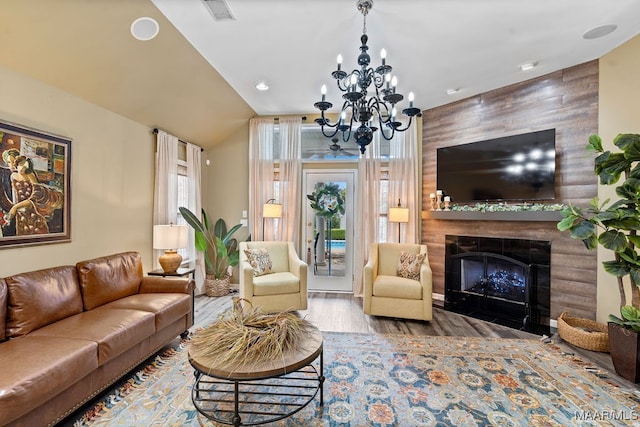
[1,0,639,149]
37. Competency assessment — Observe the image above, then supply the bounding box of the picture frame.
[0,120,71,248]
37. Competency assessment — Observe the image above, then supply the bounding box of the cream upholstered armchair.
[363,242,433,321]
[239,241,308,313]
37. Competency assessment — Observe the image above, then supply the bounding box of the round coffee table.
[188,326,324,426]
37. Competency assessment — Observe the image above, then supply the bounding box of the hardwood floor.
[194,291,638,389]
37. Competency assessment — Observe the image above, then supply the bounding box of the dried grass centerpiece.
[189,298,314,369]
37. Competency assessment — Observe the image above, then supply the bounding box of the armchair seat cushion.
[373,275,423,300]
[253,272,300,296]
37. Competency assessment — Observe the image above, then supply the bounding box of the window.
[379,170,389,242]
[176,157,189,261]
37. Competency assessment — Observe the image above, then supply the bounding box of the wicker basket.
[557,311,610,352]
[204,274,231,297]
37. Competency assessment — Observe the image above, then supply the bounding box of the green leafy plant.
[179,207,243,279]
[557,133,640,329]
[609,305,640,333]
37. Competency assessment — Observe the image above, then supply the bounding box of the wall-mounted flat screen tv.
[437,129,556,203]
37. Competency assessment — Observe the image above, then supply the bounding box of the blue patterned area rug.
[70,332,640,426]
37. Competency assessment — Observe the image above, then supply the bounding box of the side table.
[148,267,196,325]
[148,267,195,280]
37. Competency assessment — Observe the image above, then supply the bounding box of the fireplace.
[445,235,551,335]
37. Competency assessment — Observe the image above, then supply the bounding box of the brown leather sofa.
[0,251,194,427]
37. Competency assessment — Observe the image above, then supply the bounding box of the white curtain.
[186,143,203,293]
[277,117,302,248]
[353,136,382,296]
[388,119,420,243]
[249,118,275,241]
[153,130,179,269]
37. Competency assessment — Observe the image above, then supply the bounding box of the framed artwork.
[0,120,71,248]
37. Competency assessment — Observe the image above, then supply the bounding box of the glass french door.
[303,170,356,292]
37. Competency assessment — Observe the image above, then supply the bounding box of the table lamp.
[153,224,188,273]
[388,199,409,243]
[262,198,282,240]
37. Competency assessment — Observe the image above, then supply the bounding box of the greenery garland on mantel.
[450,202,566,213]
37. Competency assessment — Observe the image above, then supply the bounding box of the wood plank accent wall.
[421,60,599,321]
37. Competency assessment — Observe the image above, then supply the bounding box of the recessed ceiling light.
[256,81,269,91]
[520,61,538,71]
[583,24,617,40]
[130,17,159,41]
[446,88,460,95]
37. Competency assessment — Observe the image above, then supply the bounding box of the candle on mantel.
[429,193,435,199]
[444,196,451,202]
[436,190,443,196]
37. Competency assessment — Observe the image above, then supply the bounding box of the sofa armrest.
[139,276,194,294]
[363,243,378,295]
[419,263,433,295]
[239,264,255,300]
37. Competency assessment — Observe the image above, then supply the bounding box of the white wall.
[0,64,155,276]
[597,34,640,322]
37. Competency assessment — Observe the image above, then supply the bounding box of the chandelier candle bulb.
[380,48,386,65]
[337,54,342,71]
[321,84,327,101]
[409,92,414,108]
[385,73,391,89]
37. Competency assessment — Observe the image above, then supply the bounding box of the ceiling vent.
[203,0,236,21]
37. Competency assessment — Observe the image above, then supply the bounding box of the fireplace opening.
[445,235,550,335]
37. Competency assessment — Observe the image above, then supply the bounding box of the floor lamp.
[388,199,409,243]
[262,199,282,240]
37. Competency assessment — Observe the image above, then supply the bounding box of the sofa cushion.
[378,243,422,276]
[244,248,273,276]
[245,242,289,272]
[253,272,300,296]
[77,252,143,310]
[5,265,83,338]
[30,307,155,365]
[373,275,423,300]
[397,251,426,280]
[0,279,6,342]
[0,335,98,426]
[103,293,191,331]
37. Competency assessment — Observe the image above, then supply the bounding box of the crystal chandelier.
[313,0,421,154]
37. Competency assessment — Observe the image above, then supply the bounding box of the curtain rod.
[152,128,204,152]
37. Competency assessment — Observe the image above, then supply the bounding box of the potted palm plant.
[179,207,242,297]
[557,133,640,382]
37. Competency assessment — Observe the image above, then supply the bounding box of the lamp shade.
[388,207,409,223]
[153,224,188,250]
[263,202,282,218]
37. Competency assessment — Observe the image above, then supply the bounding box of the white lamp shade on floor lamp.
[262,203,283,219]
[262,199,282,240]
[153,224,188,273]
[388,199,409,242]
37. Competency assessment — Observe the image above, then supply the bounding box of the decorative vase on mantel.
[608,322,640,383]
